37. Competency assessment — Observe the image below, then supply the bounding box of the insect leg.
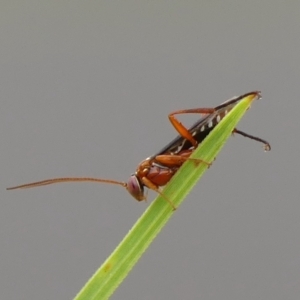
[168,108,215,147]
[155,154,211,168]
[233,129,271,151]
[141,176,177,210]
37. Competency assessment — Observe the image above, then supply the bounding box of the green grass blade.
[74,93,259,300]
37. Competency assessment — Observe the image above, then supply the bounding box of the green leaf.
[74,93,258,300]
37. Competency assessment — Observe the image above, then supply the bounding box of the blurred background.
[1,1,300,299]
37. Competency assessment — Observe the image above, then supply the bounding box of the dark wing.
[153,92,259,156]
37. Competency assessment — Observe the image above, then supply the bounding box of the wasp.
[7,91,270,209]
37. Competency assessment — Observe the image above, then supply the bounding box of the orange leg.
[168,108,271,152]
[141,176,177,210]
[168,108,215,147]
[154,154,211,168]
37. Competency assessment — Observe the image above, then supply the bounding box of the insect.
[7,91,270,209]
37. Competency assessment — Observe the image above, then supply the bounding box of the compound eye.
[127,175,144,201]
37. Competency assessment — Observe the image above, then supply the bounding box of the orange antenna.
[7,177,127,190]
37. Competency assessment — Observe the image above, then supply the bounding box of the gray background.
[1,1,299,299]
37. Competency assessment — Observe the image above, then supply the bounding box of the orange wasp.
[7,91,270,209]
